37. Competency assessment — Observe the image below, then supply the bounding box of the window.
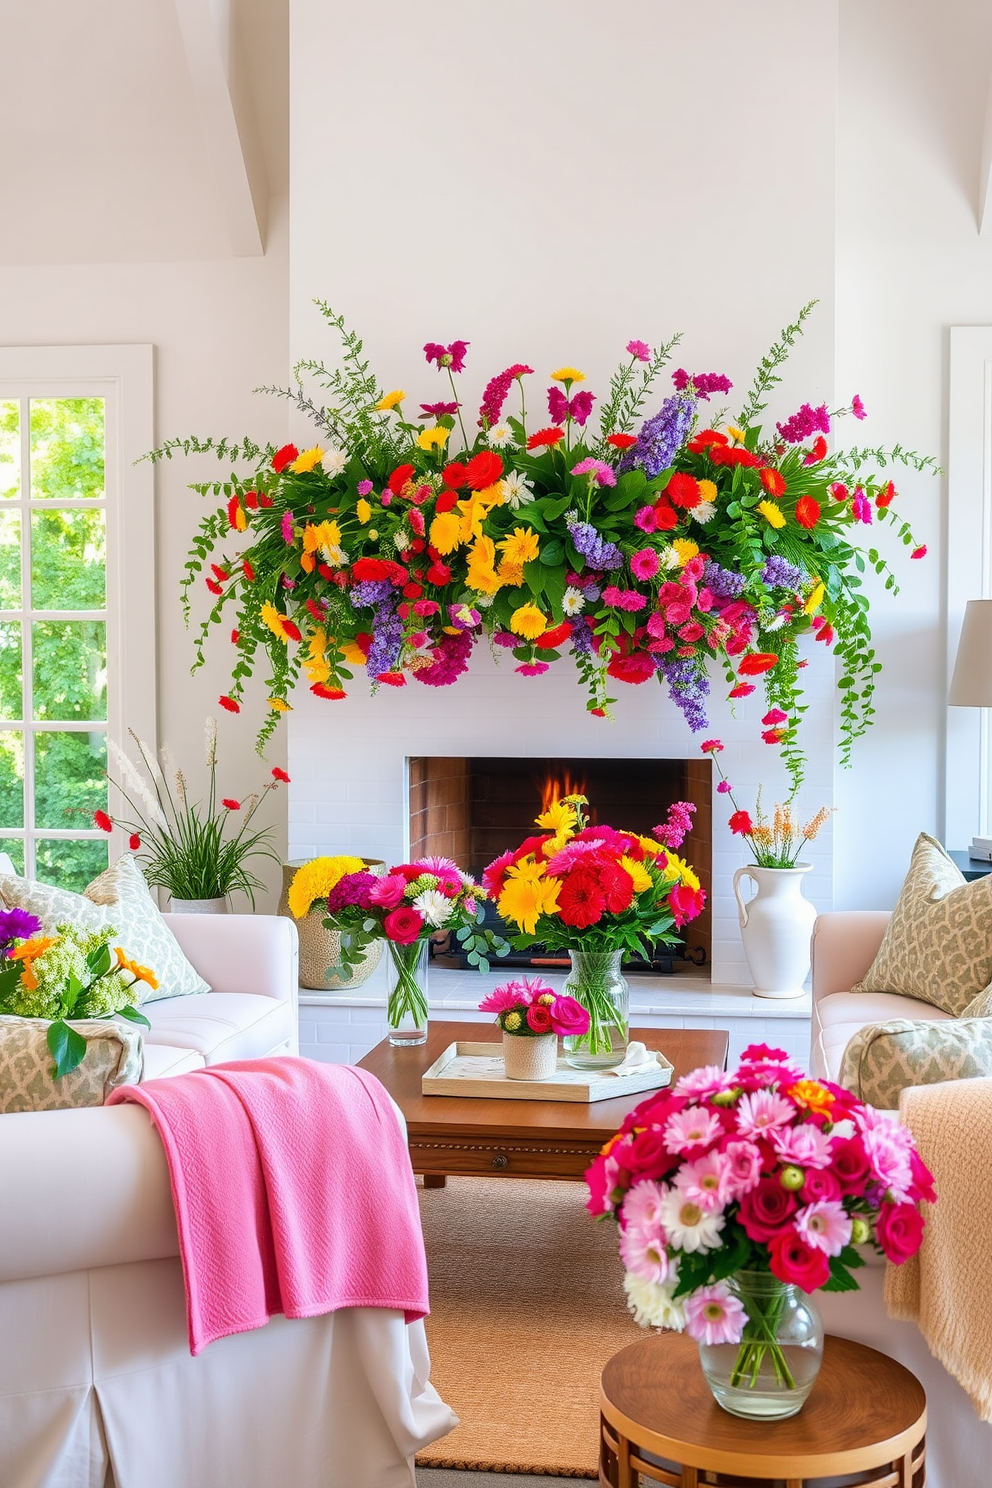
[0,348,154,891]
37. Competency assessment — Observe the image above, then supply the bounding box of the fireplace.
[408,755,711,966]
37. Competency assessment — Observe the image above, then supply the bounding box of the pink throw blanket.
[108,1057,429,1355]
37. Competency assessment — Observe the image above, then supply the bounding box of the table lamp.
[948,598,992,859]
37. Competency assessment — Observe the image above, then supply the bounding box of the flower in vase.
[383,906,425,943]
[683,1283,747,1346]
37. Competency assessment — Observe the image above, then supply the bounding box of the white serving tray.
[421,1040,674,1103]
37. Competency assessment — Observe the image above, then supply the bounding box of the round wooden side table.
[600,1332,926,1487]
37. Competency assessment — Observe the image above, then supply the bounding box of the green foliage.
[735,301,819,425]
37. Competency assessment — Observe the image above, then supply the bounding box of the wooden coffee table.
[358,1021,729,1183]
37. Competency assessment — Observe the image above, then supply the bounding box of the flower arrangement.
[479,976,590,1039]
[0,908,152,1077]
[585,1044,935,1404]
[96,721,289,906]
[157,302,934,790]
[290,852,508,1032]
[701,739,834,868]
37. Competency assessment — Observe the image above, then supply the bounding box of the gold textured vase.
[277,859,386,991]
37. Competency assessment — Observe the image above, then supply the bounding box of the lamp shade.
[949,599,992,706]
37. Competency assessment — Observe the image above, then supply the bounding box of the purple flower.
[356,479,374,496]
[569,617,595,654]
[661,655,710,732]
[852,489,873,524]
[851,393,867,420]
[350,579,393,608]
[567,520,623,570]
[0,906,41,951]
[478,364,532,427]
[619,392,696,478]
[702,560,747,599]
[776,402,831,444]
[420,401,460,419]
[672,369,733,401]
[326,871,377,913]
[365,596,403,678]
[761,554,805,589]
[493,631,518,649]
[424,340,469,374]
[627,339,652,363]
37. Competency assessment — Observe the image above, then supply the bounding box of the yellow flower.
[727,425,746,443]
[620,855,653,894]
[637,835,665,858]
[670,538,700,566]
[476,480,505,507]
[115,946,160,991]
[305,628,331,684]
[417,426,450,450]
[465,534,502,595]
[268,698,292,712]
[497,561,525,589]
[758,500,786,529]
[356,498,372,524]
[536,799,578,838]
[339,640,368,665]
[374,390,405,411]
[288,855,366,918]
[661,852,700,892]
[261,604,294,643]
[551,366,585,383]
[804,581,825,615]
[498,526,540,567]
[291,445,324,474]
[429,510,463,555]
[303,520,346,567]
[511,603,548,640]
[787,1080,835,1117]
[498,868,560,936]
[697,479,718,503]
[504,1010,523,1032]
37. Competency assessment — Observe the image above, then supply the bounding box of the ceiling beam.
[173,0,267,256]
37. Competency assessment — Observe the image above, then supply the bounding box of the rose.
[369,874,407,910]
[875,1201,925,1265]
[620,1126,677,1181]
[382,906,425,944]
[737,1176,798,1242]
[549,994,590,1037]
[831,1136,872,1196]
[768,1227,831,1292]
[802,1168,842,1205]
[526,1003,554,1034]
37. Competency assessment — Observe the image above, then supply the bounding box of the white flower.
[320,448,348,477]
[476,591,496,608]
[488,423,512,447]
[659,546,681,570]
[623,1271,686,1331]
[502,470,533,509]
[562,586,586,615]
[203,716,218,767]
[659,1186,726,1253]
[412,889,454,928]
[394,531,411,553]
[692,501,717,524]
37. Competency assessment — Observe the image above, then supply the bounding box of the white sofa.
[0,912,457,1488]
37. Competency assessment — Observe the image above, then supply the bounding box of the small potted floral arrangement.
[0,907,152,1077]
[479,976,590,1080]
[294,854,508,1045]
[586,1044,935,1420]
[484,794,705,1070]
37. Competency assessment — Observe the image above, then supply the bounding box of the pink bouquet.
[479,976,590,1038]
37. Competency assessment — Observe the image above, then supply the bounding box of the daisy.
[487,423,513,447]
[795,1200,852,1256]
[623,1272,686,1331]
[674,1064,737,1099]
[673,1150,735,1213]
[683,1283,747,1347]
[621,1179,668,1233]
[502,471,533,509]
[659,546,681,570]
[562,586,586,616]
[619,1223,672,1284]
[659,1187,725,1252]
[692,501,717,524]
[320,448,348,477]
[412,889,454,927]
[770,1123,834,1170]
[734,1088,795,1139]
[663,1105,724,1155]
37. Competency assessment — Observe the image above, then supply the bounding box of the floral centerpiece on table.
[95,720,289,907]
[290,853,508,1040]
[702,739,833,867]
[156,302,934,792]
[479,976,590,1039]
[0,909,152,1077]
[586,1043,935,1416]
[483,794,705,1066]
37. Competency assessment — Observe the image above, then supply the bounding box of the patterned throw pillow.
[0,1015,143,1112]
[839,1017,992,1110]
[0,854,210,1004]
[850,832,992,1016]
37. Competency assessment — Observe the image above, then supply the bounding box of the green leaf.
[47,1019,87,1080]
[539,539,564,566]
[86,941,113,978]
[118,1004,152,1030]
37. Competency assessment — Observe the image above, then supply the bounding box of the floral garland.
[158,303,935,789]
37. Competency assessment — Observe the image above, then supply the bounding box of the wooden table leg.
[423,1174,447,1188]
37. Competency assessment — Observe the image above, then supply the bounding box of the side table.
[600,1332,926,1487]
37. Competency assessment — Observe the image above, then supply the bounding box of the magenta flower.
[516,661,550,676]
[549,387,597,427]
[571,457,616,487]
[851,393,867,420]
[602,585,647,611]
[356,479,373,496]
[776,402,830,444]
[631,548,660,581]
[479,979,534,1014]
[672,369,733,401]
[424,340,469,374]
[420,401,460,419]
[281,511,294,544]
[851,488,872,524]
[368,874,407,910]
[716,779,732,793]
[795,1200,852,1257]
[478,363,533,426]
[626,339,652,363]
[762,708,788,725]
[634,504,658,533]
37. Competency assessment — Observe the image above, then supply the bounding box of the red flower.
[526,427,566,450]
[272,444,298,473]
[728,682,755,698]
[709,445,761,468]
[768,1228,831,1292]
[729,810,754,835]
[441,462,469,489]
[687,429,727,454]
[465,450,503,490]
[94,810,113,833]
[876,481,896,509]
[795,495,820,529]
[281,619,302,643]
[600,861,635,914]
[242,560,255,581]
[911,545,927,560]
[669,881,705,926]
[830,482,848,501]
[219,695,240,713]
[737,652,777,675]
[377,672,406,687]
[803,435,828,465]
[271,767,291,783]
[700,739,724,753]
[607,651,658,684]
[408,509,426,537]
[311,683,347,700]
[526,1004,554,1034]
[259,492,273,508]
[129,833,141,850]
[534,621,573,651]
[243,489,259,510]
[222,798,241,811]
[230,629,240,644]
[557,869,606,929]
[762,728,786,744]
[210,563,229,581]
[226,496,244,529]
[426,562,452,585]
[402,582,423,600]
[738,1178,797,1242]
[652,500,679,531]
[434,490,459,513]
[205,579,223,595]
[388,463,416,494]
[605,433,638,449]
[383,906,425,944]
[665,472,701,509]
[305,599,325,622]
[758,467,786,497]
[762,708,788,725]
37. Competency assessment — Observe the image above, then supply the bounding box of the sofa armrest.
[811,911,891,1004]
[162,912,299,1007]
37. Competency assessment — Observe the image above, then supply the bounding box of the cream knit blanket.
[884,1075,992,1420]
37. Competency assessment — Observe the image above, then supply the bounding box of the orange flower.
[10,936,59,990]
[787,1079,835,1117]
[795,495,820,529]
[115,946,159,991]
[759,467,786,497]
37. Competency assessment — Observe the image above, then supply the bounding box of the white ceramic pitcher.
[732,863,817,999]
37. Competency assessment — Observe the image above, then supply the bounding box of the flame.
[539,766,588,816]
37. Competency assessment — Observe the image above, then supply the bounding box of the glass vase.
[386,939,429,1047]
[562,947,629,1070]
[697,1270,823,1419]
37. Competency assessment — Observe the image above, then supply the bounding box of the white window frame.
[0,345,155,875]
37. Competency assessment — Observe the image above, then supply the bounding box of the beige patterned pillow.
[839,1017,992,1110]
[850,833,992,1016]
[0,854,210,1004]
[0,1015,143,1112]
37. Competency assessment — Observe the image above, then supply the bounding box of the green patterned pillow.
[839,1017,992,1109]
[0,1015,143,1112]
[850,832,992,1016]
[0,854,210,1004]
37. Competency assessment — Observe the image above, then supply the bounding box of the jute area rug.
[415,1176,643,1479]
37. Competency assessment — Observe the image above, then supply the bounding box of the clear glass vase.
[697,1270,823,1419]
[562,947,629,1070]
[386,939,429,1046]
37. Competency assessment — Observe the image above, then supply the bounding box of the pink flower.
[663,1105,724,1156]
[735,1088,796,1139]
[762,708,788,725]
[571,457,616,487]
[723,1139,763,1198]
[634,505,658,533]
[700,739,724,754]
[768,1227,830,1292]
[357,479,374,496]
[716,779,732,793]
[802,1168,842,1205]
[631,548,660,581]
[851,393,867,420]
[684,1284,746,1346]
[281,511,294,543]
[626,339,652,363]
[585,1150,621,1216]
[549,994,590,1036]
[770,1124,834,1170]
[369,874,407,910]
[859,1121,915,1200]
[602,585,647,611]
[479,981,534,1015]
[911,545,927,559]
[795,1200,852,1256]
[875,1201,925,1264]
[621,1179,668,1232]
[383,906,425,943]
[674,1150,735,1213]
[619,1221,673,1284]
[516,661,550,676]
